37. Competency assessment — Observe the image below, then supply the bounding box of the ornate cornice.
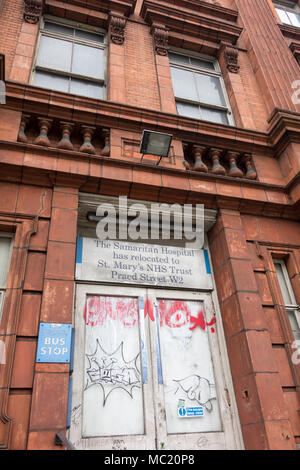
[278,23,300,41]
[44,0,136,26]
[140,0,243,46]
[147,0,239,23]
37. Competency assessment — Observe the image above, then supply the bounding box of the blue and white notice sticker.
[178,406,204,418]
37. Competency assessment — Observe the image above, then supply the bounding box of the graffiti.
[159,300,190,328]
[189,310,216,333]
[84,296,138,327]
[84,296,216,332]
[85,339,141,405]
[71,404,82,427]
[112,439,127,450]
[173,374,216,411]
[158,300,216,333]
[144,298,155,321]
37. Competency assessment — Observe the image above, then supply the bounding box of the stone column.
[208,209,295,450]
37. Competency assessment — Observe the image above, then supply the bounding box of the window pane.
[275,262,293,305]
[0,237,11,288]
[176,101,201,119]
[75,29,104,43]
[201,107,228,124]
[170,67,198,101]
[44,22,74,36]
[195,73,226,107]
[287,12,300,28]
[168,52,189,65]
[276,8,291,24]
[34,71,69,93]
[190,57,215,71]
[36,36,72,72]
[288,310,299,331]
[72,44,104,79]
[70,78,103,99]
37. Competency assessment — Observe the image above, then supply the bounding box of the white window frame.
[273,259,300,344]
[0,232,13,324]
[274,2,300,27]
[168,47,235,126]
[31,15,107,99]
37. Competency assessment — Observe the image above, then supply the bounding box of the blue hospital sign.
[36,323,72,363]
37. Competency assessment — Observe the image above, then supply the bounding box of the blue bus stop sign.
[36,323,72,363]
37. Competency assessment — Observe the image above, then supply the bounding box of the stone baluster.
[34,118,52,146]
[100,128,110,156]
[210,148,226,175]
[57,121,74,151]
[244,153,257,180]
[226,151,243,177]
[192,145,208,172]
[17,114,30,143]
[79,125,96,154]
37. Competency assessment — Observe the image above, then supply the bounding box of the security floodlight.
[140,130,173,165]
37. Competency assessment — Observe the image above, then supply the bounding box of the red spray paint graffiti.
[160,300,191,328]
[144,299,155,322]
[84,296,138,327]
[158,300,216,333]
[189,310,216,333]
[84,297,216,332]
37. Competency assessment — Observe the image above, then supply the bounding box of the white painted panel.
[76,238,213,290]
[82,295,144,437]
[157,298,222,434]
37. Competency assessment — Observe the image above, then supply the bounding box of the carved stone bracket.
[23,0,43,24]
[150,24,169,56]
[220,44,240,73]
[109,14,127,45]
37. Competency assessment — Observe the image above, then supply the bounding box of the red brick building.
[0,0,299,451]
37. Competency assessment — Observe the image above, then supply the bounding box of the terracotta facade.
[0,0,299,451]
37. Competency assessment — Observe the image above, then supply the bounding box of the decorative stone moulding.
[184,144,257,180]
[17,114,111,157]
[140,0,243,46]
[150,24,169,56]
[23,0,43,24]
[221,44,240,73]
[109,13,127,45]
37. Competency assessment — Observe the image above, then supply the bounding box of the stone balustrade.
[183,143,257,180]
[17,114,110,157]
